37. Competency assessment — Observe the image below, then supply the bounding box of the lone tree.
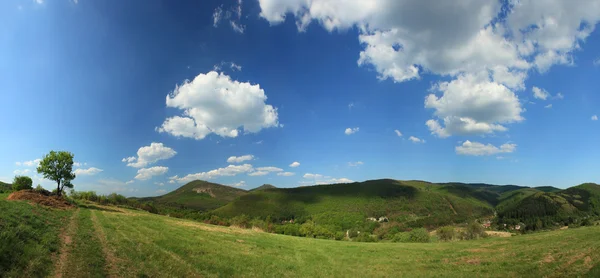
[37,151,76,196]
[12,176,33,191]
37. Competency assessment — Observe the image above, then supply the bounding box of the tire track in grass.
[53,208,80,278]
[104,211,203,277]
[90,209,120,277]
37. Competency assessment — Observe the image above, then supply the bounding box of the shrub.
[437,226,456,241]
[409,228,430,243]
[334,231,345,241]
[276,224,301,236]
[354,232,378,242]
[462,222,487,240]
[12,176,33,191]
[230,215,251,228]
[391,232,411,243]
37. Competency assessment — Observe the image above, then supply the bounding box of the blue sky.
[1,0,599,196]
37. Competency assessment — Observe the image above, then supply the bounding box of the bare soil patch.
[53,209,80,278]
[7,190,73,209]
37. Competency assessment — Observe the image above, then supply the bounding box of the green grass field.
[2,194,600,277]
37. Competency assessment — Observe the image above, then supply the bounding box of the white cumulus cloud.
[135,166,169,181]
[455,140,516,156]
[231,181,246,187]
[425,74,523,138]
[13,169,31,175]
[592,115,598,121]
[345,127,359,135]
[303,173,323,179]
[532,86,550,100]
[256,166,283,172]
[409,136,425,143]
[123,143,176,168]
[277,172,295,176]
[248,171,268,176]
[227,155,254,163]
[289,161,300,168]
[157,71,280,140]
[394,130,402,137]
[74,167,103,176]
[257,0,600,137]
[169,164,254,184]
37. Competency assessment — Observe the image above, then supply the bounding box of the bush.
[334,231,345,241]
[230,215,251,228]
[275,224,301,236]
[391,232,411,243]
[354,232,378,242]
[409,228,430,243]
[12,176,33,191]
[462,222,487,240]
[437,226,456,241]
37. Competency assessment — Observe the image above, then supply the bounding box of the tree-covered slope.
[138,180,247,211]
[497,183,600,230]
[0,181,11,193]
[213,179,495,230]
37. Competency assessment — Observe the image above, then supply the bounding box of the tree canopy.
[36,151,76,196]
[12,176,33,191]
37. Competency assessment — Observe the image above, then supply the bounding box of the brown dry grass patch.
[7,190,74,209]
[168,219,254,235]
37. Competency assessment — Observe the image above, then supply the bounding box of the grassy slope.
[2,196,599,277]
[92,206,600,277]
[139,180,247,211]
[0,193,73,277]
[214,179,495,229]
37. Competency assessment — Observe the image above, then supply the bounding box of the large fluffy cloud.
[123,143,176,168]
[135,166,169,180]
[258,0,600,137]
[157,71,280,140]
[455,140,516,156]
[425,74,524,137]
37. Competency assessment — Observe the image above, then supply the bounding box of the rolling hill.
[0,181,11,192]
[249,184,276,191]
[213,179,497,231]
[137,180,247,211]
[497,183,600,230]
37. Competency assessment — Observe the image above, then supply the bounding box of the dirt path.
[53,209,80,278]
[90,210,120,277]
[445,197,458,215]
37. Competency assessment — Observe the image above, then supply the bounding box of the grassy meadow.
[2,193,599,277]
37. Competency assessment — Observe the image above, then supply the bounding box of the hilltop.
[249,184,277,191]
[137,180,247,211]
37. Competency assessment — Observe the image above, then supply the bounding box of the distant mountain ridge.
[138,178,597,231]
[136,180,247,211]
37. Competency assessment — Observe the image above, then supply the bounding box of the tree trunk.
[56,180,61,196]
